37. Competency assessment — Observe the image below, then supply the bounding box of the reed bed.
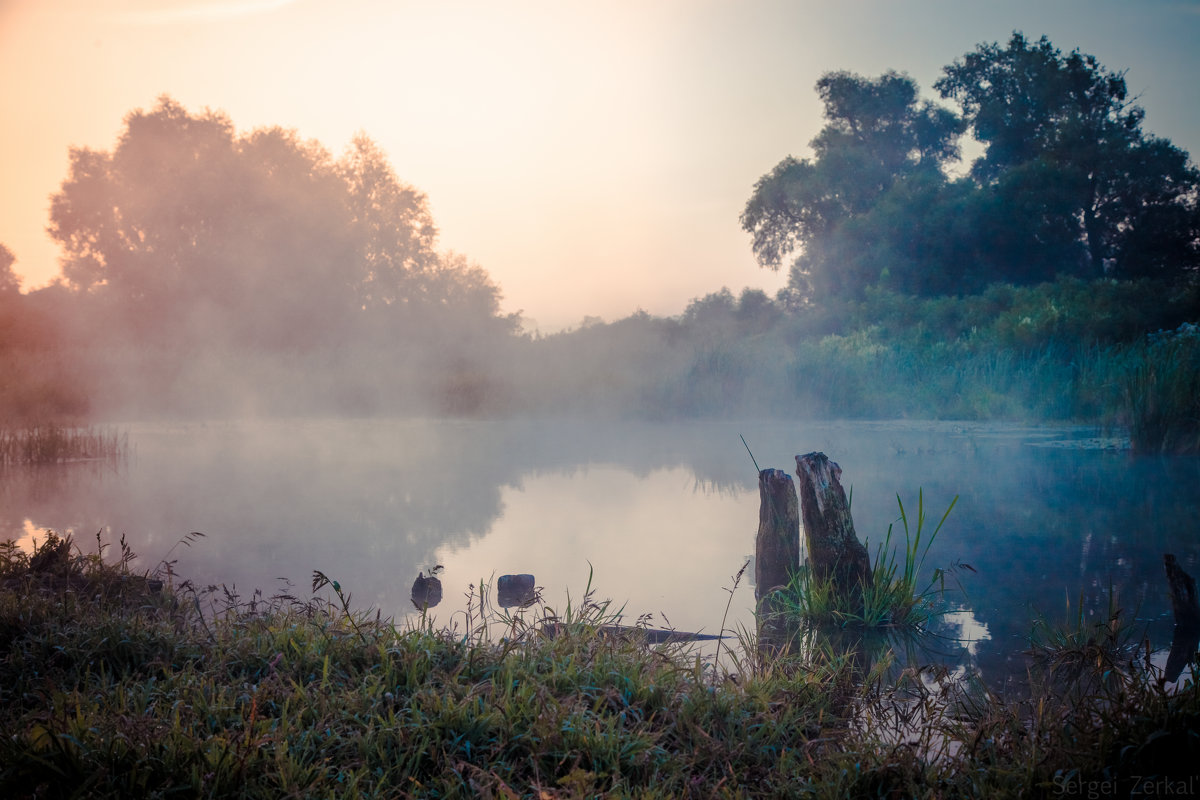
[0,424,129,467]
[1,531,1197,798]
[1122,325,1200,454]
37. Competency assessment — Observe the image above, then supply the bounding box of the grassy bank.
[2,533,1198,798]
[775,492,962,629]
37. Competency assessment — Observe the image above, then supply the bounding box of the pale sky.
[2,1,1198,331]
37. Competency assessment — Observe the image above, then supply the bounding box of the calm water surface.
[4,418,1198,686]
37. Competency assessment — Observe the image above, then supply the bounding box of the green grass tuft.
[776,491,965,629]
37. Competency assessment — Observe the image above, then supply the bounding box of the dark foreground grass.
[2,533,1199,799]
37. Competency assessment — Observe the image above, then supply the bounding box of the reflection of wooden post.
[755,468,800,605]
[1164,554,1200,683]
[794,453,873,607]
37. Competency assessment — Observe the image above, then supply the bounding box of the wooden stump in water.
[755,468,800,605]
[794,452,873,603]
[1164,554,1200,631]
[1164,554,1200,683]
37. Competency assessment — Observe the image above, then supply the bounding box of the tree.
[733,287,783,334]
[0,245,92,421]
[335,137,514,339]
[47,96,515,351]
[741,71,963,301]
[837,170,984,295]
[48,98,359,348]
[744,37,1198,302]
[0,244,19,295]
[936,33,1200,280]
[337,133,440,309]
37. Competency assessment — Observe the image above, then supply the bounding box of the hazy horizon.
[2,0,1198,331]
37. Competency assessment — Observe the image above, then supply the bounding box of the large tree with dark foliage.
[936,32,1200,282]
[741,70,964,301]
[744,34,1199,303]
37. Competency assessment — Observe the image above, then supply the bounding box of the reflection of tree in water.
[0,462,129,545]
[1,422,511,615]
[842,441,1200,686]
[1,420,752,614]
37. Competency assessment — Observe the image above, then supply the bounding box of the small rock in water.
[497,573,536,607]
[411,571,443,610]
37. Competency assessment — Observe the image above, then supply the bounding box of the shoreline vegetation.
[3,277,1200,455]
[2,532,1197,798]
[1,75,1197,450]
[0,425,129,467]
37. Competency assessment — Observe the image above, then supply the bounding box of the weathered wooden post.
[1164,554,1200,683]
[794,452,873,606]
[755,468,801,604]
[1164,554,1200,631]
[753,468,802,657]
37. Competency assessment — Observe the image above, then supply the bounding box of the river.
[3,418,1197,686]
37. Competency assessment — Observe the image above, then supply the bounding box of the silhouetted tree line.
[742,33,1200,303]
[2,34,1197,423]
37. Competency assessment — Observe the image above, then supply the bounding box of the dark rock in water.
[1164,554,1200,683]
[497,573,536,608]
[411,572,443,610]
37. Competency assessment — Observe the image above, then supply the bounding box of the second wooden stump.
[795,452,873,607]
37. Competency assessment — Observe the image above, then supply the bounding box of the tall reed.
[1121,327,1200,454]
[778,491,963,629]
[0,424,129,466]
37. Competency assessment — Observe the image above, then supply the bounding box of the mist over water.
[2,83,1197,694]
[4,418,1196,686]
